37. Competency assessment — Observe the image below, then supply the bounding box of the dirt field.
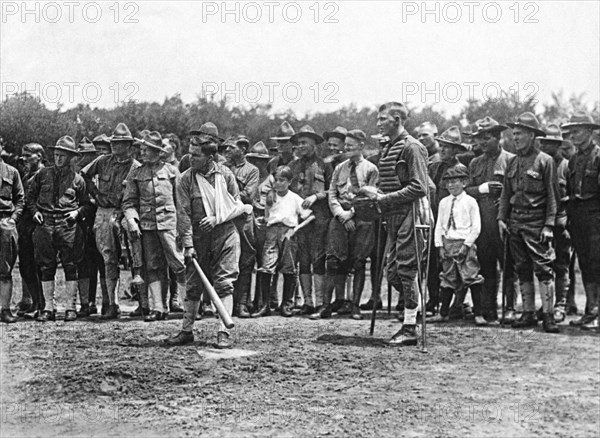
[1,270,599,438]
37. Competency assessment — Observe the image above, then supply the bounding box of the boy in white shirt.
[430,166,486,325]
[255,166,315,317]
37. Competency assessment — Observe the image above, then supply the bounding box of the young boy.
[255,166,315,317]
[429,166,486,325]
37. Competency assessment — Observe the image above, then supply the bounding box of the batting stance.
[359,102,429,346]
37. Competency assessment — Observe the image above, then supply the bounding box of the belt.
[511,207,545,215]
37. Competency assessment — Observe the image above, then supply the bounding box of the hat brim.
[48,145,80,155]
[442,173,469,180]
[290,132,324,145]
[135,138,165,152]
[506,123,545,137]
[110,136,134,142]
[472,125,508,137]
[269,136,292,141]
[189,131,224,143]
[246,153,271,160]
[536,135,563,143]
[79,148,98,154]
[436,138,468,152]
[323,132,346,141]
[560,122,600,130]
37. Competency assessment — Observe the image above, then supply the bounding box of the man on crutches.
[359,102,429,347]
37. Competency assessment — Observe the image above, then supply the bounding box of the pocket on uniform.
[0,176,13,199]
[524,171,544,193]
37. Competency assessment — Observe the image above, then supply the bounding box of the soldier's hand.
[301,194,317,209]
[184,247,196,262]
[64,210,79,225]
[498,220,508,240]
[199,216,217,232]
[33,211,44,225]
[127,218,142,240]
[540,226,553,244]
[344,219,356,232]
[488,181,503,197]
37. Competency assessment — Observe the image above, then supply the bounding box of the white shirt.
[434,191,481,247]
[266,190,312,227]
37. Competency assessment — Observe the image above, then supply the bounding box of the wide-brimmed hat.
[443,166,469,180]
[223,135,251,150]
[135,131,164,152]
[270,121,295,141]
[290,125,324,145]
[78,137,97,154]
[346,129,367,142]
[323,126,347,141]
[507,112,545,137]
[435,126,467,151]
[246,141,270,159]
[50,136,80,155]
[536,124,564,143]
[189,122,224,143]
[472,117,508,137]
[416,121,438,136]
[560,110,600,130]
[111,123,133,142]
[92,133,111,145]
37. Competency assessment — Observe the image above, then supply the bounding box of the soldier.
[322,126,348,170]
[224,135,259,318]
[536,124,572,323]
[92,134,112,156]
[179,124,226,173]
[285,126,332,318]
[325,129,379,320]
[122,131,187,322]
[246,141,271,182]
[27,136,91,322]
[0,139,24,323]
[465,117,518,324]
[165,132,246,348]
[416,122,440,166]
[498,112,559,333]
[268,121,297,174]
[562,111,600,330]
[359,102,429,346]
[81,123,141,319]
[16,143,45,318]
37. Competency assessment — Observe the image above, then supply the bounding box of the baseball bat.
[191,258,235,329]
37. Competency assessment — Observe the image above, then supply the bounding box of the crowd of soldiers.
[0,102,598,349]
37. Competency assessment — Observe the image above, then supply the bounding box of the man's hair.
[378,102,409,121]
[22,143,47,159]
[275,165,293,181]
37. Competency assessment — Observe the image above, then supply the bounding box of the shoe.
[215,331,232,349]
[170,302,184,313]
[164,330,194,345]
[553,307,566,323]
[131,274,145,286]
[511,311,538,328]
[144,310,162,322]
[535,307,544,321]
[281,305,294,317]
[308,305,332,320]
[501,310,516,324]
[542,313,560,333]
[202,303,214,317]
[474,315,488,326]
[77,304,90,318]
[0,309,17,324]
[250,305,270,318]
[570,313,596,326]
[360,299,382,311]
[22,309,39,320]
[101,302,110,316]
[89,304,98,315]
[388,325,418,346]
[351,304,363,320]
[64,310,77,322]
[237,304,251,318]
[331,300,345,313]
[566,305,578,316]
[581,317,599,331]
[16,300,33,312]
[36,310,55,322]
[102,304,120,320]
[299,304,315,315]
[129,306,150,317]
[427,314,448,323]
[337,301,353,315]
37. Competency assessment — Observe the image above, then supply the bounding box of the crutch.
[370,219,386,336]
[413,199,431,354]
[501,233,509,327]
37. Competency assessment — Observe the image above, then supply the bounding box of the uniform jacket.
[228,159,259,205]
[0,158,24,221]
[81,154,141,208]
[289,154,333,218]
[27,166,90,218]
[567,143,600,203]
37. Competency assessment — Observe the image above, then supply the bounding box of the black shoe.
[64,310,77,322]
[89,304,98,315]
[308,305,332,320]
[250,305,270,318]
[570,313,596,326]
[535,307,544,321]
[331,300,345,313]
[542,313,559,333]
[215,331,232,349]
[129,306,150,317]
[237,304,251,318]
[1,309,17,324]
[101,302,110,316]
[102,304,120,320]
[77,305,90,318]
[169,302,184,313]
[360,299,382,311]
[36,310,55,322]
[281,305,294,317]
[565,305,578,316]
[144,310,162,322]
[299,304,315,315]
[388,324,418,346]
[337,301,353,315]
[16,302,34,317]
[351,303,363,320]
[512,311,538,328]
[164,330,194,345]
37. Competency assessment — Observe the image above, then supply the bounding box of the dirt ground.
[1,269,599,438]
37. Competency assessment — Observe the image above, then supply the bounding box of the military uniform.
[0,157,24,323]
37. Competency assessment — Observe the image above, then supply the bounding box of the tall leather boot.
[100,276,109,315]
[351,271,366,320]
[309,275,332,320]
[482,278,498,321]
[253,271,263,311]
[251,273,272,318]
[235,273,252,318]
[271,273,281,308]
[332,274,349,313]
[281,274,296,317]
[77,278,90,317]
[0,280,16,323]
[299,274,314,314]
[102,277,120,319]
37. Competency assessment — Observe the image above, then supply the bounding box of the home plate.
[197,348,258,360]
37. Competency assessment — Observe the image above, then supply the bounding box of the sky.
[1,0,599,117]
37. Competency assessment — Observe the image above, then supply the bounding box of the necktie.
[349,161,359,189]
[447,197,457,230]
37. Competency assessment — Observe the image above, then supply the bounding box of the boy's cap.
[442,166,469,180]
